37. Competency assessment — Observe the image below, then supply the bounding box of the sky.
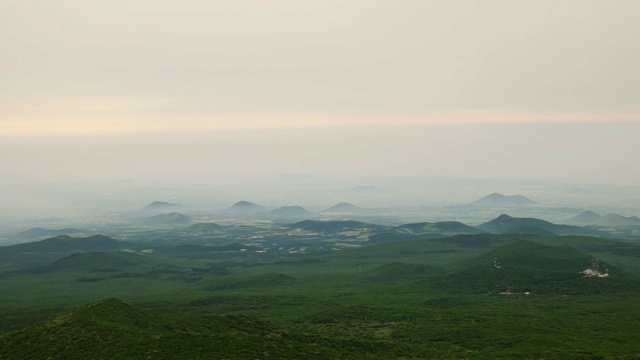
[1,0,639,187]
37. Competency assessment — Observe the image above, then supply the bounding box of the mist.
[1,122,639,223]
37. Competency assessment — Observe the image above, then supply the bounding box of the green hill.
[0,298,181,359]
[368,221,481,244]
[430,240,639,294]
[0,298,373,359]
[1,235,119,254]
[479,214,607,236]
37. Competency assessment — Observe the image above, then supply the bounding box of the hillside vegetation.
[2,227,640,359]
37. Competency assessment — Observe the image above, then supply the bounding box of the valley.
[1,198,640,359]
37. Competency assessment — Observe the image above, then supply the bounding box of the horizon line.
[1,110,639,138]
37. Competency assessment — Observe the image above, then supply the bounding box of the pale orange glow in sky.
[2,0,640,139]
[1,0,639,191]
[2,110,639,137]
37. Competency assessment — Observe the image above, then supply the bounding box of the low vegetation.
[1,220,640,359]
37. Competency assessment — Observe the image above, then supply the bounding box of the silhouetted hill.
[471,193,536,206]
[143,212,190,225]
[126,201,183,218]
[263,206,311,219]
[144,201,182,210]
[478,214,606,236]
[320,202,363,213]
[431,240,638,294]
[13,227,83,239]
[565,210,602,225]
[224,200,265,215]
[290,220,381,233]
[592,213,640,227]
[1,235,119,254]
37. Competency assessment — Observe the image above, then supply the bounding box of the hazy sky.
[1,1,639,186]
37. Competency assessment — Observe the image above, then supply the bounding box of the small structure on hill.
[581,258,609,278]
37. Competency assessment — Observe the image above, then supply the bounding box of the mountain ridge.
[224,200,265,215]
[13,227,84,239]
[479,214,607,237]
[320,202,363,213]
[565,210,602,225]
[1,235,120,254]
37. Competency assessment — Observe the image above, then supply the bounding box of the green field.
[1,232,640,359]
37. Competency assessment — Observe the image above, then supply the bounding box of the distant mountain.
[592,213,640,227]
[320,202,363,213]
[126,201,184,218]
[566,211,640,228]
[1,235,119,253]
[263,206,311,219]
[290,220,381,233]
[565,211,602,225]
[143,212,190,225]
[14,227,83,238]
[144,201,182,210]
[431,240,638,294]
[478,214,606,236]
[471,193,536,207]
[224,200,265,215]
